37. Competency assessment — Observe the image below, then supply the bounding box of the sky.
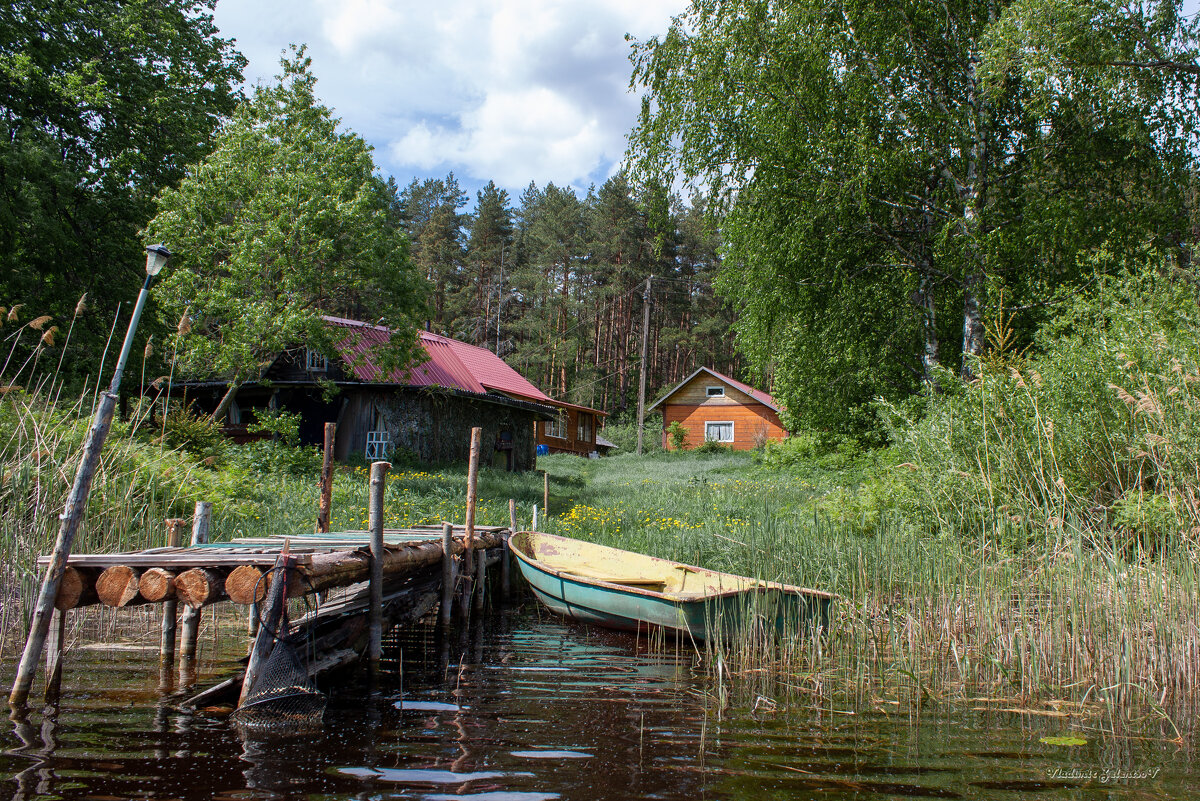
[210,0,688,204]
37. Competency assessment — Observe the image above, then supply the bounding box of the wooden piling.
[179,502,211,672]
[543,471,549,518]
[44,609,65,704]
[10,391,117,709]
[439,522,454,628]
[473,544,486,612]
[503,499,515,597]
[159,518,185,676]
[368,460,390,668]
[464,427,481,575]
[316,422,335,534]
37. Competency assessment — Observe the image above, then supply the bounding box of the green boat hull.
[510,532,832,641]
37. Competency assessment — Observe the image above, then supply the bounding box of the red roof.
[321,316,602,414]
[647,366,781,413]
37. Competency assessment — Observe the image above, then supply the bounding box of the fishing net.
[232,575,326,731]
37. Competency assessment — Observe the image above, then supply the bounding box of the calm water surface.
[1,605,1193,800]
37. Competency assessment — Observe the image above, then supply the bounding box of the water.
[2,606,1194,800]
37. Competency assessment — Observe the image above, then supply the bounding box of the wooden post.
[179,502,210,675]
[637,275,652,455]
[503,499,515,597]
[473,544,486,612]
[543,471,549,518]
[368,461,391,668]
[10,391,117,708]
[44,609,65,704]
[316,422,335,533]
[465,427,481,576]
[439,522,454,628]
[159,518,185,673]
[239,547,293,707]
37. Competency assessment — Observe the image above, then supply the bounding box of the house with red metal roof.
[172,315,606,469]
[647,367,786,451]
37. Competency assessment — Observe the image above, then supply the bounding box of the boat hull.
[510,532,831,641]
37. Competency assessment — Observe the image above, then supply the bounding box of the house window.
[306,348,328,372]
[706,386,725,397]
[546,411,567,439]
[228,400,241,425]
[365,430,391,460]
[705,421,734,443]
[576,413,593,442]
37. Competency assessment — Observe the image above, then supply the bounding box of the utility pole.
[636,275,653,455]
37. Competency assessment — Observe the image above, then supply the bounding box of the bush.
[666,420,688,451]
[226,440,322,476]
[694,439,732,455]
[889,265,1200,549]
[159,401,226,462]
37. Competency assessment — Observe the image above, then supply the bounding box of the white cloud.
[212,0,685,195]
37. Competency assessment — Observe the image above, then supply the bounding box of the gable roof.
[646,366,780,413]
[322,316,604,416]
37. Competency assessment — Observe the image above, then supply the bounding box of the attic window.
[706,386,724,397]
[306,348,328,372]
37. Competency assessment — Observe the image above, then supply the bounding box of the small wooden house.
[647,367,785,451]
[536,401,608,457]
[172,316,586,471]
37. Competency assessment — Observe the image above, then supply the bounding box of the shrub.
[666,420,688,451]
[159,401,226,462]
[889,265,1200,549]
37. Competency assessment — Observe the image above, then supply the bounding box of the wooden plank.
[37,553,316,568]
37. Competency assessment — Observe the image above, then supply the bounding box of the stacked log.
[54,567,97,611]
[41,531,502,611]
[96,565,143,607]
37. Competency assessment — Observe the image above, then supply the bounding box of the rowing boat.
[508,531,833,641]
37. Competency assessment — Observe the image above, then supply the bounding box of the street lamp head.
[144,244,171,276]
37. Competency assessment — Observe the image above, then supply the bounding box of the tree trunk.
[209,380,244,424]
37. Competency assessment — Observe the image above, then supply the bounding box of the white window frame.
[546,411,567,440]
[705,421,734,443]
[365,430,391,460]
[706,385,725,397]
[306,348,328,372]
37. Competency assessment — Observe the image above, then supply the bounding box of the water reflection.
[0,606,1195,800]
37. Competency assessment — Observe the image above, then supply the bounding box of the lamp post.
[9,244,171,710]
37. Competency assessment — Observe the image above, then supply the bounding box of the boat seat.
[557,570,668,590]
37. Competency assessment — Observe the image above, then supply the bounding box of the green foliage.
[246,408,302,446]
[147,48,426,394]
[0,0,244,387]
[666,420,688,451]
[628,0,1197,434]
[224,440,323,477]
[158,402,226,462]
[890,264,1200,550]
[593,415,664,454]
[693,439,731,455]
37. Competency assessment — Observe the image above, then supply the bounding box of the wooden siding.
[662,403,784,451]
[537,408,599,456]
[663,373,763,407]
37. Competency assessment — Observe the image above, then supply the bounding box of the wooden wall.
[537,408,600,456]
[659,375,784,451]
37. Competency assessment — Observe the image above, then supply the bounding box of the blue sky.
[211,0,687,203]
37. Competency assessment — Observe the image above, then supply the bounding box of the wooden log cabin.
[169,316,605,469]
[647,367,786,451]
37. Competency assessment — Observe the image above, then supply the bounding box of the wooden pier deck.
[9,427,514,714]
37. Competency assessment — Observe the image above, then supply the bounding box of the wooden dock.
[9,426,521,714]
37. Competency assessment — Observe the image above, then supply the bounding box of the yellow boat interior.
[513,531,796,598]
